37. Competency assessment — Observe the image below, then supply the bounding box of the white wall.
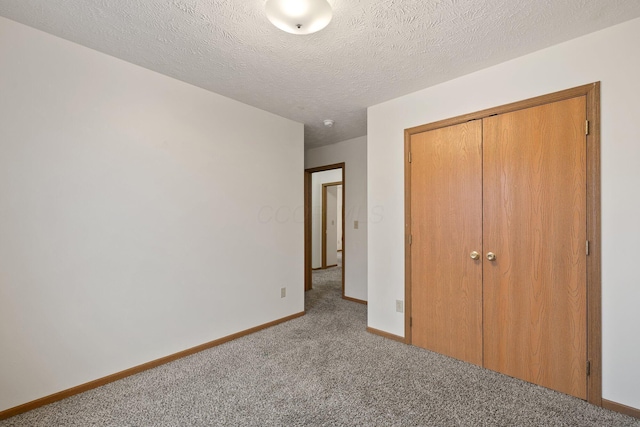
[311,169,342,268]
[306,136,368,302]
[0,17,303,412]
[368,17,640,409]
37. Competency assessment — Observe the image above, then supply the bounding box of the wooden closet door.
[410,120,483,365]
[483,97,587,399]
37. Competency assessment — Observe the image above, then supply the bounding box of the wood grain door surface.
[409,96,587,399]
[410,120,483,366]
[482,96,587,399]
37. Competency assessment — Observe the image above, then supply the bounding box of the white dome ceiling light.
[265,0,333,35]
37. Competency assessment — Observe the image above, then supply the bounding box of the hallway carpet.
[2,262,637,426]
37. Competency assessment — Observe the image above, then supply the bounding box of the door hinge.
[410,317,413,327]
[586,240,590,256]
[408,151,412,163]
[586,360,591,376]
[586,120,590,136]
[409,235,412,245]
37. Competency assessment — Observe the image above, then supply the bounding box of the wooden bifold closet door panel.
[483,96,587,399]
[410,120,483,366]
[409,95,588,400]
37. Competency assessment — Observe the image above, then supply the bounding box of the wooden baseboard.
[602,399,640,419]
[342,295,367,305]
[367,326,407,343]
[0,311,305,421]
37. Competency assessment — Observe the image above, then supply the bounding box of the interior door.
[324,185,338,267]
[482,96,587,399]
[337,185,343,251]
[410,120,483,365]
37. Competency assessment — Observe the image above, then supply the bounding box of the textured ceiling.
[1,1,640,148]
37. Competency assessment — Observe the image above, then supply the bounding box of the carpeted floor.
[2,258,638,426]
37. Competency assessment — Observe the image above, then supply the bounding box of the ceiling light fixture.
[265,0,332,35]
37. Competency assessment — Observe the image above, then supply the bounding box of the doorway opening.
[304,163,345,296]
[322,182,343,269]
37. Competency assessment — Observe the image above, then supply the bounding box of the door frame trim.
[321,181,343,269]
[304,163,346,296]
[403,82,601,406]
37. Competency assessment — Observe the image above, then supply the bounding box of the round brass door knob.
[470,251,480,260]
[486,252,496,261]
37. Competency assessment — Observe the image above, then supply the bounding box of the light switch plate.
[396,300,404,313]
